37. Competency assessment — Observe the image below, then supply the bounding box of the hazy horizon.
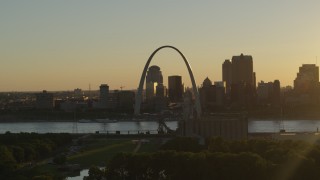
[1,1,319,92]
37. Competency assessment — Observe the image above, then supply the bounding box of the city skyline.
[1,1,320,91]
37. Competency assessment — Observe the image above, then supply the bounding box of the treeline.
[86,137,320,180]
[0,132,72,179]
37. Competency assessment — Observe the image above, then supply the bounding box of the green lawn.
[68,139,136,167]
[26,138,163,179]
[137,139,163,153]
[68,138,164,167]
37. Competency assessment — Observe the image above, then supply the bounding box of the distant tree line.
[0,132,72,179]
[86,137,320,180]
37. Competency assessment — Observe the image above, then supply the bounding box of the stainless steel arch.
[134,45,202,119]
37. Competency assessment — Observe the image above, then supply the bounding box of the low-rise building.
[35,90,54,109]
[181,113,248,140]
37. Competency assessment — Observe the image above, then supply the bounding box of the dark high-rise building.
[253,72,256,90]
[229,53,256,108]
[168,75,183,102]
[214,81,226,106]
[273,80,281,106]
[231,54,254,85]
[222,59,232,94]
[100,84,109,108]
[256,80,281,106]
[199,77,216,112]
[155,83,167,112]
[294,64,319,94]
[146,65,163,100]
[118,91,135,111]
[156,83,165,98]
[257,81,274,104]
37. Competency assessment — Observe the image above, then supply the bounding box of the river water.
[67,169,89,180]
[0,121,177,134]
[1,119,320,134]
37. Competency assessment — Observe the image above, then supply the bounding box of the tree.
[10,146,25,163]
[160,137,204,152]
[52,155,66,165]
[0,145,17,175]
[23,145,36,161]
[208,137,230,152]
[32,175,53,180]
[85,166,105,180]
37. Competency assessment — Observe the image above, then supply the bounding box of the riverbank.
[1,117,320,123]
[0,118,178,123]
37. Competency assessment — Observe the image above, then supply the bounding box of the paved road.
[133,141,142,153]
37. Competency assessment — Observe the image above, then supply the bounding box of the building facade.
[99,84,109,108]
[181,114,248,140]
[35,90,54,109]
[199,77,216,112]
[146,65,163,101]
[294,64,319,94]
[231,54,254,85]
[229,53,256,108]
[222,59,232,94]
[168,75,183,102]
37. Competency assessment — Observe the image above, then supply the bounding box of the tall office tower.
[199,77,216,111]
[294,64,319,94]
[230,53,256,107]
[146,65,163,100]
[168,75,183,102]
[156,83,165,98]
[222,59,232,94]
[214,81,226,106]
[273,80,281,106]
[100,84,109,108]
[155,83,167,112]
[231,53,254,85]
[118,91,135,111]
[253,72,257,90]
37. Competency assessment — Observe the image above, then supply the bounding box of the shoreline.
[0,119,178,123]
[1,117,320,123]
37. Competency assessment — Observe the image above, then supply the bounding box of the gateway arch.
[134,45,202,119]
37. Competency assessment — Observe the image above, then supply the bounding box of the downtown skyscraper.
[168,75,183,102]
[222,53,256,108]
[294,64,319,94]
[145,65,163,101]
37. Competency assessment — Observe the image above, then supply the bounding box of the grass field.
[28,137,165,179]
[67,137,165,167]
[137,139,163,152]
[68,139,136,167]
